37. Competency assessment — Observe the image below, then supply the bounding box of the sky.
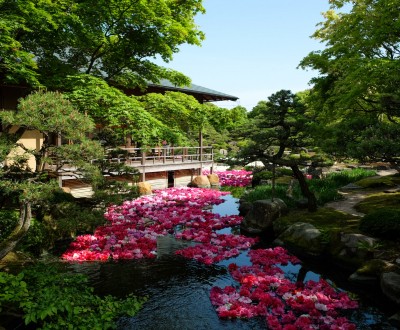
[159,0,332,111]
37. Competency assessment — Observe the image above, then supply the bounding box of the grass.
[354,192,400,214]
[354,174,400,188]
[243,168,378,208]
[241,184,297,208]
[274,207,361,235]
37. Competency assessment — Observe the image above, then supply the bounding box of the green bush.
[252,168,293,186]
[0,264,146,329]
[18,202,106,256]
[0,209,19,241]
[243,184,297,208]
[359,208,400,240]
[326,168,376,187]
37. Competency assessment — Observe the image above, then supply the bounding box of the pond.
[68,194,397,330]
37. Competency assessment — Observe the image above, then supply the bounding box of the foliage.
[0,91,106,259]
[252,167,293,186]
[359,208,400,240]
[0,264,146,329]
[0,0,205,89]
[299,0,400,168]
[0,210,19,241]
[220,186,246,199]
[65,75,184,146]
[233,89,321,211]
[244,168,377,208]
[325,169,377,187]
[306,179,343,205]
[242,184,297,208]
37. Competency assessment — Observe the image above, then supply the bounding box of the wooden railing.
[105,146,214,167]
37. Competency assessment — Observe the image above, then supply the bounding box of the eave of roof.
[148,79,238,102]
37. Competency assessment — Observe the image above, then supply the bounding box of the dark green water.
[68,195,397,330]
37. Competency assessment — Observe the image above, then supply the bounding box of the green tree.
[0,0,205,88]
[299,0,400,170]
[237,90,318,211]
[0,91,103,260]
[66,75,183,147]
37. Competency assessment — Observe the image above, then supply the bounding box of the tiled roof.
[148,79,238,102]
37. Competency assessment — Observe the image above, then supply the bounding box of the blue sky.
[160,0,331,111]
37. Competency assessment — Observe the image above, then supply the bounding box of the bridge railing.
[105,146,214,166]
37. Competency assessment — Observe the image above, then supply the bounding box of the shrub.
[0,209,19,241]
[242,184,297,208]
[252,168,293,187]
[326,168,376,187]
[0,264,146,329]
[359,208,400,240]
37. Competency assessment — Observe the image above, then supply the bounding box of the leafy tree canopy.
[299,0,400,168]
[0,0,205,88]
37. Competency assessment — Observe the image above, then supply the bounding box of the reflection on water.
[68,194,396,330]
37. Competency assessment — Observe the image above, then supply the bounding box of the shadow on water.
[67,194,397,330]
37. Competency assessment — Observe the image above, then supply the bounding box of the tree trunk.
[0,201,32,260]
[290,164,318,212]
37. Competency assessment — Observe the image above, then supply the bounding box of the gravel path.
[325,169,399,217]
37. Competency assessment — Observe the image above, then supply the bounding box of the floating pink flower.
[203,170,252,187]
[210,247,358,329]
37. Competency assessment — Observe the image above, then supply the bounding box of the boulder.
[275,222,323,256]
[137,182,152,195]
[381,272,400,304]
[241,199,287,234]
[207,173,220,187]
[62,186,71,194]
[238,199,252,216]
[350,259,397,285]
[389,312,400,328]
[190,175,211,188]
[336,233,378,261]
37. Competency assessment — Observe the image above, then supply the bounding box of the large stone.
[190,175,211,188]
[137,182,152,195]
[240,199,287,234]
[338,233,378,259]
[389,312,400,328]
[238,199,252,216]
[207,173,220,187]
[276,222,323,256]
[381,272,400,304]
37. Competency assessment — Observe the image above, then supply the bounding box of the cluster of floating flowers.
[62,183,359,328]
[210,247,358,329]
[203,169,253,187]
[62,187,255,263]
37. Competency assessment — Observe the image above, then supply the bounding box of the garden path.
[325,169,399,217]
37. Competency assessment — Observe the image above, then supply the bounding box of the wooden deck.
[104,146,214,173]
[58,146,214,195]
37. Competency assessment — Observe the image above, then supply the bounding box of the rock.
[137,182,152,195]
[340,183,363,190]
[348,272,378,285]
[62,186,71,194]
[190,175,211,188]
[295,198,309,209]
[336,233,378,261]
[207,173,219,184]
[381,272,400,304]
[207,174,220,188]
[240,199,287,234]
[276,222,323,256]
[389,312,400,328]
[356,259,395,277]
[238,200,252,216]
